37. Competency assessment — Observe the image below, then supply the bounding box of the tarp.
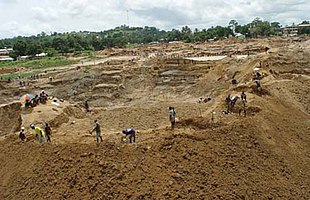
[20,94,34,103]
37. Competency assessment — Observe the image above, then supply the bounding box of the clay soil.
[0,37,309,199]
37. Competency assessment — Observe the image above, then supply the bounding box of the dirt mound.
[0,102,22,136]
[0,83,5,90]
[63,106,86,119]
[0,67,18,75]
[0,111,309,199]
[49,113,70,128]
[177,117,223,129]
[0,37,309,199]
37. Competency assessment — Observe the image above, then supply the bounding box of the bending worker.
[31,124,45,144]
[122,128,136,143]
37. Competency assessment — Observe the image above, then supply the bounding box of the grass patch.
[1,71,42,80]
[73,50,94,56]
[0,57,77,69]
[84,66,91,73]
[125,43,139,48]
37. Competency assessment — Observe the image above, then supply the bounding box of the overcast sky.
[0,0,309,39]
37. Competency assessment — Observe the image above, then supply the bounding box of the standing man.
[19,127,26,142]
[122,128,136,143]
[84,100,90,112]
[45,123,52,143]
[90,120,103,143]
[241,91,247,105]
[226,94,231,113]
[168,107,176,129]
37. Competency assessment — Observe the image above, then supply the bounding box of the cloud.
[32,6,58,22]
[0,0,18,4]
[0,0,309,38]
[131,7,188,25]
[59,0,90,17]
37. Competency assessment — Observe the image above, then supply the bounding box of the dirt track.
[0,37,309,199]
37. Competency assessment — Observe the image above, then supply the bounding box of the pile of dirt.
[0,106,308,199]
[0,37,309,199]
[0,102,22,137]
[0,83,5,90]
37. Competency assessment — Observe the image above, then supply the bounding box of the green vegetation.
[0,57,77,69]
[83,66,91,73]
[1,71,41,80]
[0,18,309,59]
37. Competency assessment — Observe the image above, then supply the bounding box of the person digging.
[89,120,103,143]
[122,128,136,143]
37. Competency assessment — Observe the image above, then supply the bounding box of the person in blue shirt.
[122,128,136,143]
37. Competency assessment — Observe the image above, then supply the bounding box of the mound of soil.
[0,102,22,136]
[0,37,309,199]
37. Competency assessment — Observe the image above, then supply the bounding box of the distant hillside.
[0,19,309,59]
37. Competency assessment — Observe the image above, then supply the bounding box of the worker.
[241,91,247,104]
[40,90,48,104]
[232,78,238,88]
[168,106,176,129]
[122,128,136,143]
[30,124,45,144]
[19,127,26,142]
[44,123,52,143]
[84,100,90,112]
[90,120,103,143]
[226,94,231,112]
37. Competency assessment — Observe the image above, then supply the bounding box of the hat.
[30,124,35,129]
[21,127,25,130]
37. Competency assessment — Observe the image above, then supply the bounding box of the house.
[35,53,48,57]
[235,33,246,40]
[282,26,298,36]
[0,57,14,61]
[0,48,13,55]
[282,23,310,36]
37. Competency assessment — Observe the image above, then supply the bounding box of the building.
[0,57,14,61]
[0,48,13,56]
[282,26,299,36]
[282,24,310,36]
[235,33,246,40]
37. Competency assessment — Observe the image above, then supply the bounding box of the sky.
[0,0,309,39]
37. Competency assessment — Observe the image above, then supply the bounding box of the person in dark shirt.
[241,91,247,104]
[122,128,136,143]
[84,100,90,112]
[19,127,26,142]
[168,107,176,129]
[45,123,52,143]
[90,120,103,143]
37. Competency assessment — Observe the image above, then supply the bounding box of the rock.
[99,161,105,166]
[172,173,183,179]
[80,152,93,157]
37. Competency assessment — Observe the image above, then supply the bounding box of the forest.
[0,18,309,59]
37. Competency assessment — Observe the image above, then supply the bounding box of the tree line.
[0,18,309,59]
